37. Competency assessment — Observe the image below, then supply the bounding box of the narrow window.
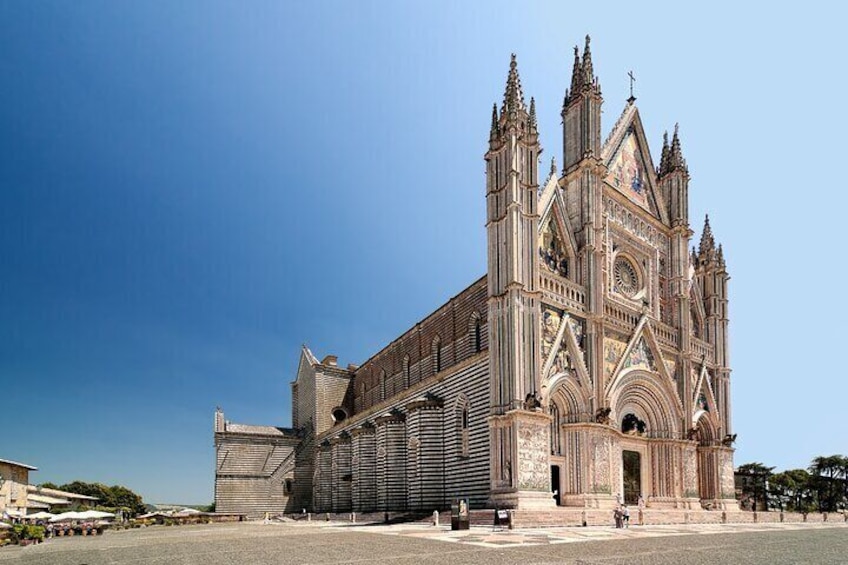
[461,407,469,457]
[474,320,483,353]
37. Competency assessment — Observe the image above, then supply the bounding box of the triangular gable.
[692,362,719,424]
[605,315,676,398]
[540,310,591,397]
[538,193,577,279]
[602,104,669,224]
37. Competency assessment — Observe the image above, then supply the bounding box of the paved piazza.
[2,521,846,564]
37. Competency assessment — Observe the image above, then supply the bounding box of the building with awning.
[0,458,37,517]
[26,485,98,510]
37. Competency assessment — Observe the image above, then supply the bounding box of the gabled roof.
[27,485,98,501]
[0,458,37,471]
[601,101,669,225]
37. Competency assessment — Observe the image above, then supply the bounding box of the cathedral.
[213,37,738,518]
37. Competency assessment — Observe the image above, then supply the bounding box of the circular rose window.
[613,256,640,298]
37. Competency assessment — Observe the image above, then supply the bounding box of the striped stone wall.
[312,354,491,511]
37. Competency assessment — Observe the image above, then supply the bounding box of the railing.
[691,337,715,363]
[603,302,640,334]
[539,272,586,313]
[654,321,679,349]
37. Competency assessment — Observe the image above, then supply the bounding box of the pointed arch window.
[432,336,442,375]
[402,355,411,388]
[456,396,470,458]
[379,370,387,402]
[468,312,483,355]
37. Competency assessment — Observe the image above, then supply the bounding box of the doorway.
[622,450,641,505]
[550,465,561,506]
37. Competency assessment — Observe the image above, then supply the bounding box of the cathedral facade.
[214,37,738,517]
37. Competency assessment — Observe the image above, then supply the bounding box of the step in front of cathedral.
[469,508,841,529]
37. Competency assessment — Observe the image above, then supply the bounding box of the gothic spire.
[658,131,671,176]
[716,244,726,269]
[569,45,582,99]
[529,97,537,129]
[669,123,688,173]
[582,35,594,85]
[490,103,499,140]
[502,53,526,119]
[699,214,716,257]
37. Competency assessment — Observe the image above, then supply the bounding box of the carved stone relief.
[517,420,550,491]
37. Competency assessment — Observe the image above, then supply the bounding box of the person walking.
[622,505,630,528]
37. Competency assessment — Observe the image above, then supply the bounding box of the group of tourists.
[613,494,646,528]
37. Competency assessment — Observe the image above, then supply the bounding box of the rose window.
[613,256,640,298]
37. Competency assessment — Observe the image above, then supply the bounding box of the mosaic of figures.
[603,337,627,378]
[622,337,657,372]
[605,196,667,251]
[568,316,585,361]
[542,306,571,375]
[607,130,649,209]
[696,392,709,412]
[664,358,677,379]
[538,218,569,278]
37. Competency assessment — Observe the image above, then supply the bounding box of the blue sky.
[1,2,845,504]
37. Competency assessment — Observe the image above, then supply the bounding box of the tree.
[57,481,147,517]
[769,469,813,513]
[736,462,773,511]
[809,455,847,513]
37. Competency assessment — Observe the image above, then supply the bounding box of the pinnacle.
[569,45,582,99]
[490,103,499,139]
[699,214,715,257]
[670,123,687,172]
[659,131,671,175]
[550,156,557,177]
[582,35,594,85]
[529,97,537,128]
[502,53,526,118]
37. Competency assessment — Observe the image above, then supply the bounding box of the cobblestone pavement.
[2,521,846,564]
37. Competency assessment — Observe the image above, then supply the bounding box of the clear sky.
[1,2,846,504]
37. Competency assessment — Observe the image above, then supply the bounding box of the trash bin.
[451,498,470,530]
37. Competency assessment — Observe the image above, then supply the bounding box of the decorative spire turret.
[529,97,537,129]
[502,53,526,119]
[569,45,582,99]
[658,131,671,175]
[716,244,726,269]
[699,214,716,261]
[582,35,594,85]
[669,123,688,173]
[490,103,499,141]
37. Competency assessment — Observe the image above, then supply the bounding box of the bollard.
[307,512,311,521]
[721,511,727,524]
[780,512,784,523]
[351,512,356,524]
[753,511,758,523]
[433,510,439,527]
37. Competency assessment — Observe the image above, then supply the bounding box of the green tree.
[737,462,773,511]
[809,455,846,513]
[38,482,59,490]
[770,469,814,512]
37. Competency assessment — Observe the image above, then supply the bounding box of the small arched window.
[432,336,442,375]
[469,312,483,354]
[379,370,387,402]
[402,355,411,388]
[456,395,470,458]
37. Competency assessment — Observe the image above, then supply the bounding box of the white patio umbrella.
[26,511,56,520]
[77,510,115,520]
[49,511,84,522]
